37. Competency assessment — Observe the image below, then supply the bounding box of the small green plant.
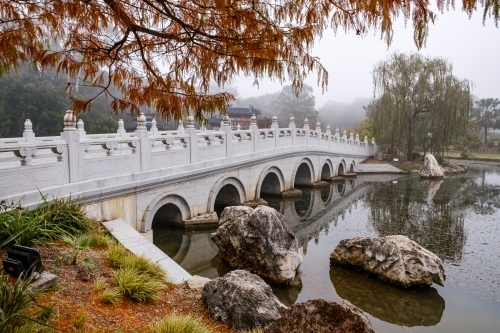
[119,255,166,280]
[107,244,128,268]
[113,267,164,302]
[0,273,53,332]
[71,311,87,332]
[63,234,95,265]
[148,313,213,333]
[80,258,96,273]
[93,277,107,292]
[92,234,111,249]
[99,287,122,305]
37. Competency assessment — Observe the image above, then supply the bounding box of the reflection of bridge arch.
[208,176,247,213]
[320,158,334,181]
[337,159,346,176]
[292,157,316,187]
[142,194,191,232]
[256,166,286,199]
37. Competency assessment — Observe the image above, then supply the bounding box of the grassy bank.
[443,151,500,161]
[0,198,237,333]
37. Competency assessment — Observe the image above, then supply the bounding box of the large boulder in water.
[211,205,302,285]
[443,161,467,175]
[419,154,445,178]
[263,299,376,333]
[329,235,446,288]
[202,269,286,331]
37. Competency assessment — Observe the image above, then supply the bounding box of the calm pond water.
[153,162,500,333]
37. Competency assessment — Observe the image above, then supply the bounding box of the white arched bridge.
[0,111,376,235]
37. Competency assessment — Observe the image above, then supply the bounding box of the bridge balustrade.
[0,111,376,198]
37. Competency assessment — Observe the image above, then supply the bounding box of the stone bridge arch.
[337,159,347,176]
[255,166,286,198]
[292,157,316,187]
[141,194,191,232]
[320,158,334,181]
[208,176,247,213]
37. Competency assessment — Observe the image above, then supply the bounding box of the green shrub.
[120,255,166,280]
[0,273,53,332]
[99,287,122,305]
[148,313,213,333]
[35,194,94,234]
[107,244,128,268]
[113,267,164,302]
[93,277,107,292]
[0,207,63,246]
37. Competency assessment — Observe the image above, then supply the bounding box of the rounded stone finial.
[236,124,241,130]
[137,112,147,130]
[304,118,309,125]
[63,110,76,131]
[151,118,157,129]
[250,114,257,125]
[372,137,376,144]
[343,130,347,137]
[272,114,278,123]
[335,127,340,136]
[327,125,330,131]
[77,119,85,131]
[356,133,360,141]
[118,119,124,130]
[222,114,230,126]
[364,135,368,143]
[289,115,295,124]
[24,119,33,132]
[187,114,195,128]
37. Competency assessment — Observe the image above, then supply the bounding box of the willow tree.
[472,98,500,144]
[371,52,472,160]
[0,1,498,119]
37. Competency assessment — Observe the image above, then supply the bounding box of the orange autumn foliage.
[0,0,498,119]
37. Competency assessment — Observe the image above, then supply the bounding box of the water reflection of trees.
[366,177,471,263]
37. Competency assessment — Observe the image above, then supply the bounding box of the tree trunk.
[407,120,413,161]
[484,125,488,145]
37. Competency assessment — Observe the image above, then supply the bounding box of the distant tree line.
[0,64,121,138]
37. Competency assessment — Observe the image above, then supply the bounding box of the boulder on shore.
[211,205,302,285]
[419,154,445,178]
[443,161,467,175]
[262,299,376,333]
[329,235,445,288]
[202,270,286,331]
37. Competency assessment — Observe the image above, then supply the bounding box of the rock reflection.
[330,266,445,327]
[419,179,443,202]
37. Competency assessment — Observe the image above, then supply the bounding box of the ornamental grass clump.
[120,254,166,280]
[99,287,122,305]
[113,267,164,302]
[0,273,53,332]
[148,313,213,333]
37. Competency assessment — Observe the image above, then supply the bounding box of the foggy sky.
[235,8,500,107]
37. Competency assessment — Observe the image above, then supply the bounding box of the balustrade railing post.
[316,120,321,147]
[221,114,232,157]
[304,118,310,146]
[372,137,377,158]
[271,115,279,149]
[23,119,35,143]
[326,125,331,149]
[60,110,82,182]
[185,114,197,163]
[135,112,152,171]
[289,116,296,146]
[249,114,258,152]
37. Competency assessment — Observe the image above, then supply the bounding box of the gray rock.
[330,235,445,288]
[187,275,210,291]
[443,162,467,175]
[212,205,302,285]
[202,269,286,331]
[29,271,58,292]
[419,154,445,178]
[263,299,376,333]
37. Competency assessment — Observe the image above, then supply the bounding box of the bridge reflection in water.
[153,176,370,278]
